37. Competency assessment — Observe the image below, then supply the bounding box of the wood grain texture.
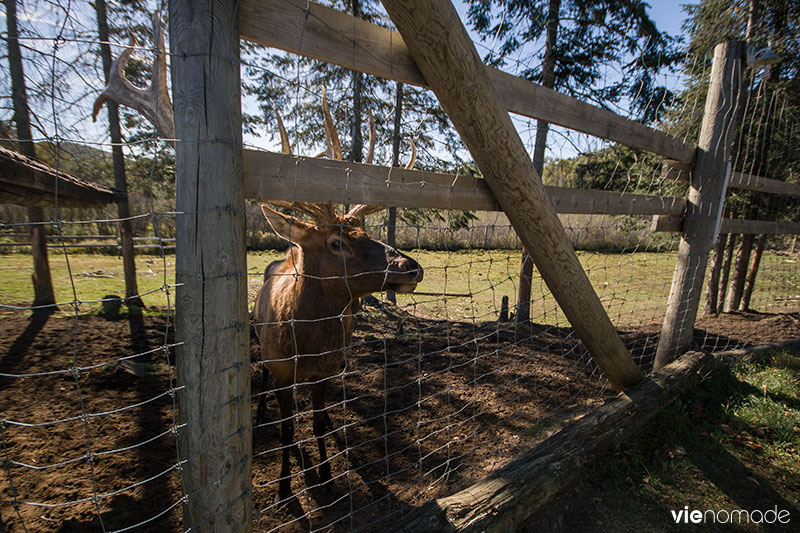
[662,160,800,198]
[0,145,123,207]
[719,219,800,235]
[729,171,800,197]
[396,350,714,532]
[652,214,800,235]
[238,0,695,162]
[170,0,252,530]
[244,149,686,216]
[650,214,684,232]
[380,0,642,391]
[655,42,746,370]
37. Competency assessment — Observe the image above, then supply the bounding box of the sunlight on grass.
[1,250,797,327]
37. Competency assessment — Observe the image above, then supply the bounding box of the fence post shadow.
[0,308,54,390]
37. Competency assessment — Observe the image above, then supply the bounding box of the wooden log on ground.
[380,0,642,391]
[0,145,123,207]
[395,350,714,532]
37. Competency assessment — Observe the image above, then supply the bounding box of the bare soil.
[0,307,797,532]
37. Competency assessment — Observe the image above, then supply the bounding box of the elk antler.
[346,138,416,221]
[275,110,291,154]
[321,87,343,160]
[405,137,417,170]
[92,14,174,139]
[273,89,418,224]
[365,111,376,165]
[267,201,339,225]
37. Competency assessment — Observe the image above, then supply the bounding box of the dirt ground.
[0,306,797,532]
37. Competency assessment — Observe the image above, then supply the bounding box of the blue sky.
[0,0,699,158]
[649,1,693,37]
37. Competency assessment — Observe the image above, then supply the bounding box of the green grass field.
[1,249,797,326]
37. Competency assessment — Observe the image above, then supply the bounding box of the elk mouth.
[387,282,419,294]
[385,268,423,294]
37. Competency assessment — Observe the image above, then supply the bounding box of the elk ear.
[261,204,314,244]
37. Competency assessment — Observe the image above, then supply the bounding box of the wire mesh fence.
[1,0,799,532]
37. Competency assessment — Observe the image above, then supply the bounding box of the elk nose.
[397,254,424,282]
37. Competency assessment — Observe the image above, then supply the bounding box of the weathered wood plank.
[238,0,696,163]
[243,150,686,216]
[652,214,800,235]
[662,159,800,198]
[650,214,683,232]
[656,42,746,370]
[170,0,252,529]
[380,0,642,391]
[0,145,123,207]
[729,171,800,197]
[396,350,715,532]
[719,218,800,235]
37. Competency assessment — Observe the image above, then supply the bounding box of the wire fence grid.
[1,1,799,532]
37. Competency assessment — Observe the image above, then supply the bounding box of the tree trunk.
[704,233,727,315]
[717,232,737,310]
[94,0,142,308]
[386,82,404,304]
[27,206,55,309]
[724,233,754,312]
[4,0,55,310]
[740,234,765,311]
[517,0,560,326]
[348,0,364,164]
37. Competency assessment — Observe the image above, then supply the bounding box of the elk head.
[264,88,421,296]
[92,18,421,295]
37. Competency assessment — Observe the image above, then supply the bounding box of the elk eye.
[330,238,344,252]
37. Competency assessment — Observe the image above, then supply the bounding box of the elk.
[93,17,424,503]
[254,96,422,502]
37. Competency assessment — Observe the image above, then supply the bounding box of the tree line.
[2,0,798,314]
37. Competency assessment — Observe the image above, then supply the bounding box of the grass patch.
[2,250,797,326]
[558,346,800,531]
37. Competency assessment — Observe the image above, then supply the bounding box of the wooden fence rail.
[238,0,696,163]
[652,215,800,235]
[244,150,687,216]
[236,0,798,237]
[663,160,800,198]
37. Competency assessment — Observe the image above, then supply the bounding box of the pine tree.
[684,0,800,313]
[466,0,679,323]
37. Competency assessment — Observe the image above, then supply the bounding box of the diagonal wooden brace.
[380,0,643,391]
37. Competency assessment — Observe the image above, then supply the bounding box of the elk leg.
[255,367,270,426]
[311,381,331,483]
[275,385,295,502]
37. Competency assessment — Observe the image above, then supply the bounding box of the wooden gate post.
[654,41,746,370]
[381,0,642,391]
[170,0,252,530]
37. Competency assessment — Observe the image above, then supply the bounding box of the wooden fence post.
[654,41,746,370]
[380,0,642,391]
[170,0,252,530]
